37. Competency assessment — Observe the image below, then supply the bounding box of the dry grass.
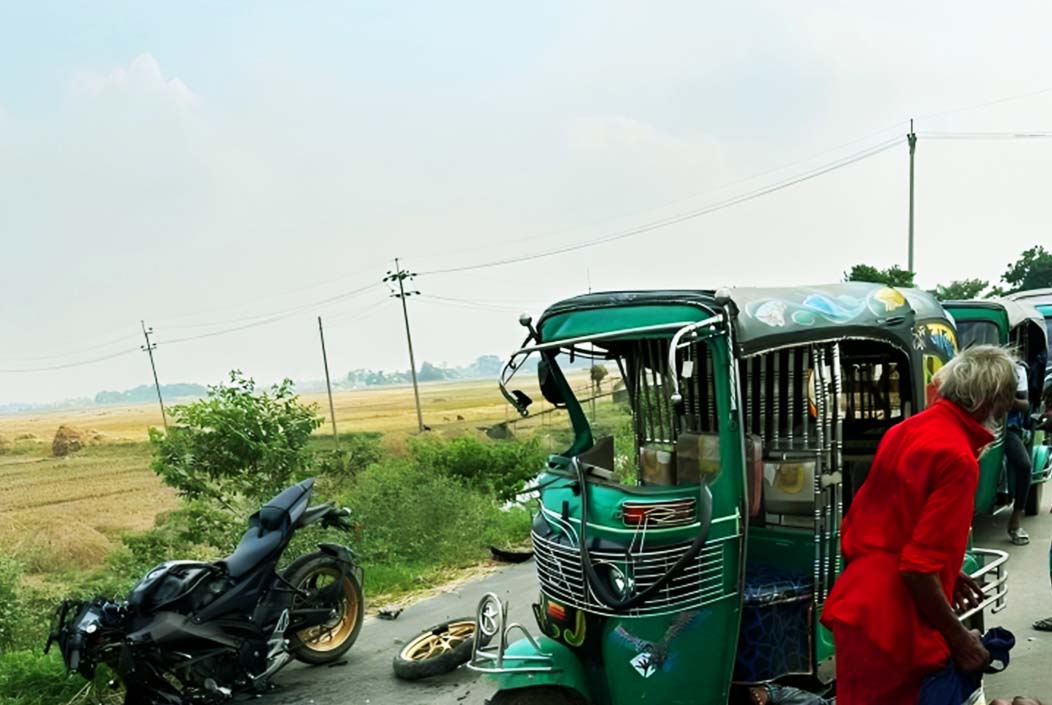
[0,372,592,444]
[0,442,174,573]
[0,372,597,576]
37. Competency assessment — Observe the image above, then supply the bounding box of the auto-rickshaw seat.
[736,562,813,683]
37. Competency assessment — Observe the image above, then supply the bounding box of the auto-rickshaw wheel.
[488,686,590,705]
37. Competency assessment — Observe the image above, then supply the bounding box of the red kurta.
[821,399,993,704]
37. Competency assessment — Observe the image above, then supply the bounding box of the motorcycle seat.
[217,479,316,579]
[220,525,285,579]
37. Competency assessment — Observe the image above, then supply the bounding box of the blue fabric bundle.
[918,627,1016,705]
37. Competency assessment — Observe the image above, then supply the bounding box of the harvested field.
[0,442,174,573]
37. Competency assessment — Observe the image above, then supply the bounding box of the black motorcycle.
[47,478,364,704]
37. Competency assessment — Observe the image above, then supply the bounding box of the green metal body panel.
[491,289,1004,703]
[496,335,746,705]
[486,636,596,701]
[541,304,710,343]
[961,549,982,577]
[943,304,1011,515]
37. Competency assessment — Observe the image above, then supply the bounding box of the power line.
[0,347,140,374]
[151,261,388,326]
[918,131,1052,140]
[914,86,1052,123]
[0,333,141,363]
[418,295,533,313]
[154,282,382,346]
[415,122,911,271]
[420,136,902,276]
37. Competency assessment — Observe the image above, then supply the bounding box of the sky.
[2,1,1052,404]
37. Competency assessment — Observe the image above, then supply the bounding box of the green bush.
[406,435,544,502]
[342,459,531,567]
[0,558,24,651]
[312,433,384,485]
[149,371,322,504]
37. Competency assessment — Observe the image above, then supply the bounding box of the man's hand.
[953,571,985,613]
[949,628,990,673]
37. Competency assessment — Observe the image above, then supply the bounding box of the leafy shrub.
[406,436,544,502]
[313,433,384,485]
[0,558,24,651]
[342,460,530,567]
[149,372,322,504]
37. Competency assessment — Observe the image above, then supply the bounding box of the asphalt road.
[268,504,1052,705]
[267,562,538,705]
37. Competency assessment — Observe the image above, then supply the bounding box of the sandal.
[1035,617,1052,632]
[1008,528,1030,545]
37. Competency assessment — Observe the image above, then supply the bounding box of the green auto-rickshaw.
[942,298,1052,516]
[472,284,1007,705]
[1007,288,1052,391]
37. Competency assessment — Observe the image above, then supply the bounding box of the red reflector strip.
[546,601,567,621]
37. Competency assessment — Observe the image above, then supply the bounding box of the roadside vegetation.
[0,372,550,705]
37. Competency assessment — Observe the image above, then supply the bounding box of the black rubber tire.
[487,686,591,705]
[1025,481,1042,516]
[284,553,364,665]
[392,617,477,681]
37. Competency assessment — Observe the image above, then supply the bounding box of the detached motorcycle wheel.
[392,617,478,680]
[284,553,364,665]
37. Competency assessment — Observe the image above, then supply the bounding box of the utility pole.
[317,316,340,448]
[140,321,168,431]
[907,118,917,274]
[384,259,425,433]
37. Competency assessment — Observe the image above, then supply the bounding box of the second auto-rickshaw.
[942,298,1052,516]
[472,284,1007,705]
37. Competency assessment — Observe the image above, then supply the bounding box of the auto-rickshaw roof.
[1006,288,1052,308]
[943,297,1046,332]
[899,287,954,323]
[537,283,919,355]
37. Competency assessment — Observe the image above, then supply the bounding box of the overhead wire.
[415,121,911,271]
[155,282,382,346]
[0,347,141,374]
[0,333,141,363]
[420,135,903,276]
[917,131,1052,140]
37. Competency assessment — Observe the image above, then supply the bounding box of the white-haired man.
[822,345,1020,705]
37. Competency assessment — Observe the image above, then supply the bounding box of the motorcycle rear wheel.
[284,553,364,664]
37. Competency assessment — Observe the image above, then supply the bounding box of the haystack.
[52,425,85,456]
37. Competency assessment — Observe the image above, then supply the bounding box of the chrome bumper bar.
[958,548,1009,622]
[468,593,554,674]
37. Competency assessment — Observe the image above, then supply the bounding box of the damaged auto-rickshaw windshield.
[499,308,727,481]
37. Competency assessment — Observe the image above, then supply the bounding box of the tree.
[590,364,609,391]
[990,246,1052,296]
[417,361,448,382]
[149,371,322,504]
[843,264,916,288]
[932,278,989,301]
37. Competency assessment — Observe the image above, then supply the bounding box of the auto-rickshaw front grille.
[531,530,729,617]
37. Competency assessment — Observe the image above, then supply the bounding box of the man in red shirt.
[822,345,1020,705]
